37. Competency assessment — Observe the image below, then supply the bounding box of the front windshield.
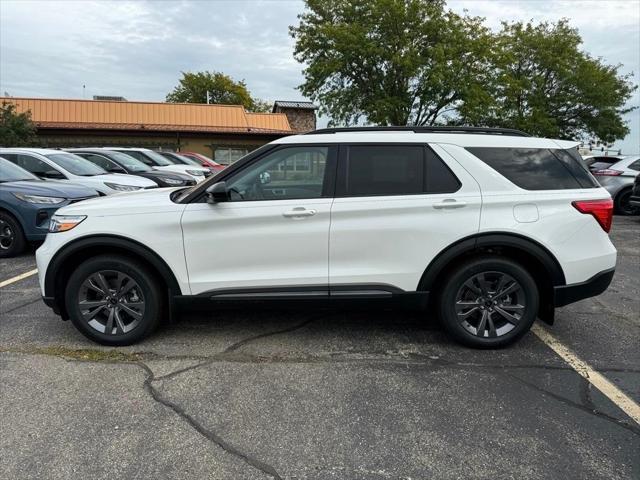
[46,153,107,176]
[108,151,152,172]
[142,150,174,166]
[0,158,40,182]
[175,154,202,166]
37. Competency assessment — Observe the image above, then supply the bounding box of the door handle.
[282,207,317,218]
[433,199,467,209]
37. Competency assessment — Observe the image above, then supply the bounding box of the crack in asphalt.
[0,296,42,315]
[133,315,323,480]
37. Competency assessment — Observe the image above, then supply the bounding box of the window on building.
[214,148,249,165]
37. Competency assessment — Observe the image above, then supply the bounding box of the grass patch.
[1,346,143,362]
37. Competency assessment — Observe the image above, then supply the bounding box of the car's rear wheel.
[437,256,539,348]
[615,188,640,216]
[65,255,163,345]
[0,212,26,258]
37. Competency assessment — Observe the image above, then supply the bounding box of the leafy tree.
[290,0,494,126]
[471,20,637,142]
[166,71,271,112]
[0,101,37,147]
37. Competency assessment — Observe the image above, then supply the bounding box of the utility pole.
[206,91,211,104]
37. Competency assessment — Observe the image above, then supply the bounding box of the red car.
[178,152,225,173]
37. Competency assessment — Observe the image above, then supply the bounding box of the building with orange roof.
[0,96,317,164]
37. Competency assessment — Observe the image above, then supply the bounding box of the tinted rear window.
[344,145,424,196]
[466,147,598,190]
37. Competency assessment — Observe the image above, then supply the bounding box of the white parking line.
[0,268,38,288]
[532,323,640,425]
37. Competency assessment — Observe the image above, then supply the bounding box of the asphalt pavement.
[1,217,638,480]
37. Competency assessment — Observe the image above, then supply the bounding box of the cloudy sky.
[1,0,638,152]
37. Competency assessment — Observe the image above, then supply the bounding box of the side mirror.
[205,181,229,203]
[41,170,65,180]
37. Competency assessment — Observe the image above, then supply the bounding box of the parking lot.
[0,216,638,479]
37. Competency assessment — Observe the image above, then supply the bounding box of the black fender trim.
[418,232,567,292]
[44,235,182,317]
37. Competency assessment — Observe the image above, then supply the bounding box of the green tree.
[290,0,494,126]
[0,101,37,147]
[471,20,637,142]
[166,71,271,112]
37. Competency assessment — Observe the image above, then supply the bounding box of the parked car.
[582,155,623,169]
[0,157,98,257]
[155,150,205,167]
[98,147,210,182]
[0,148,158,195]
[66,149,196,187]
[176,151,225,173]
[36,126,616,348]
[589,155,640,215]
[630,172,640,209]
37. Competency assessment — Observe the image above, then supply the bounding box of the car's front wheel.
[437,256,539,348]
[65,255,163,345]
[615,188,640,216]
[0,211,26,258]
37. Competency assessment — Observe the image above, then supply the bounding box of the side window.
[9,154,59,177]
[628,160,640,171]
[225,146,330,201]
[425,147,461,193]
[466,147,591,190]
[342,145,424,196]
[122,151,150,165]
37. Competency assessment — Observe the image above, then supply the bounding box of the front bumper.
[553,268,615,307]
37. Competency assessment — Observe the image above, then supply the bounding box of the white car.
[0,148,158,194]
[97,147,211,182]
[36,127,616,348]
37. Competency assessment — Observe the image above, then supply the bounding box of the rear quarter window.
[466,147,598,190]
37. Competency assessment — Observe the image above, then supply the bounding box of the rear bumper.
[553,268,615,307]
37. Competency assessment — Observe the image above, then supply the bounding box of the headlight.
[104,182,143,191]
[13,193,65,205]
[162,177,184,185]
[186,169,205,176]
[49,215,86,233]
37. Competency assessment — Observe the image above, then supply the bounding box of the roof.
[1,97,292,135]
[275,131,579,149]
[272,100,318,111]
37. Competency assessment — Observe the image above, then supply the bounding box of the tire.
[65,254,163,346]
[615,188,640,216]
[437,256,539,348]
[0,211,26,258]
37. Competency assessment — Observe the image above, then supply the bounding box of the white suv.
[36,127,616,348]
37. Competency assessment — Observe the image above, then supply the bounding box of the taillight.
[572,199,614,233]
[593,169,622,176]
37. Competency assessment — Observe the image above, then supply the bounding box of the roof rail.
[307,126,530,137]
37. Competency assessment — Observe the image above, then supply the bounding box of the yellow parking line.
[0,268,38,288]
[532,323,640,425]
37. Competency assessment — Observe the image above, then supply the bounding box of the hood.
[56,187,183,217]
[72,173,158,188]
[0,180,98,199]
[154,165,209,175]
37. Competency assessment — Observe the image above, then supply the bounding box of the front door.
[181,145,336,295]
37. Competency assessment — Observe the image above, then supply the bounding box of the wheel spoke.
[476,273,491,295]
[476,309,488,336]
[79,299,108,309]
[499,304,525,313]
[496,281,519,300]
[457,306,480,320]
[96,273,111,295]
[116,278,136,299]
[494,306,521,325]
[487,314,497,337]
[104,308,115,333]
[114,309,127,333]
[82,305,106,321]
[118,303,143,319]
[463,279,481,295]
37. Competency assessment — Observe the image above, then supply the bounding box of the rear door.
[329,143,481,292]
